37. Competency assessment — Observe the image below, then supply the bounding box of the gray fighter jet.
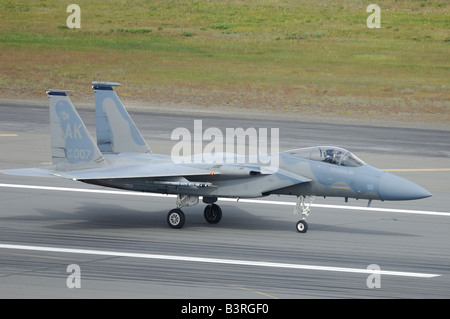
[1,82,431,233]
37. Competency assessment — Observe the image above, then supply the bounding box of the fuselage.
[81,146,431,202]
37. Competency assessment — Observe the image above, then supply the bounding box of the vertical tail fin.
[92,81,151,154]
[48,90,106,171]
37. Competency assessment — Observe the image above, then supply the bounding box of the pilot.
[324,149,334,163]
[334,151,342,164]
[324,149,343,165]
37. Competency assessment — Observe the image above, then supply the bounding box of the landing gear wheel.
[204,204,222,224]
[296,220,308,233]
[167,209,185,229]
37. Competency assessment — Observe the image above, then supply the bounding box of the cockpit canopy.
[286,146,365,167]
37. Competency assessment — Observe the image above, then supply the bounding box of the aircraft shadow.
[0,201,415,237]
[23,202,416,237]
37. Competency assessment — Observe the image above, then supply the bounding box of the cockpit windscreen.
[288,146,365,167]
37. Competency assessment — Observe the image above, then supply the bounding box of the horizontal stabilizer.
[0,167,57,178]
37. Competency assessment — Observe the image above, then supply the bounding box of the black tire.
[167,209,185,229]
[296,220,308,233]
[204,204,222,224]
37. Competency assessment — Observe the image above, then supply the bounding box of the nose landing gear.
[294,195,315,233]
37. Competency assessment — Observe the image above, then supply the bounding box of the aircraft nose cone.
[379,173,432,201]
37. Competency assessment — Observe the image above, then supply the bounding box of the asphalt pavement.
[0,101,449,299]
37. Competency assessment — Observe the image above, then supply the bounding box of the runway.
[0,101,449,299]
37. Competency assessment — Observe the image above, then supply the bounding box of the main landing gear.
[167,208,185,229]
[203,203,222,224]
[167,195,222,229]
[294,195,315,233]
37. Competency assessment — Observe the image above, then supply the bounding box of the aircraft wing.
[52,162,310,182]
[2,163,311,196]
[54,163,311,196]
[52,162,219,180]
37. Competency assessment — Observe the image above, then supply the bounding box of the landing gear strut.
[294,195,315,233]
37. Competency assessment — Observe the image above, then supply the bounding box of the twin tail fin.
[48,89,106,171]
[92,81,151,154]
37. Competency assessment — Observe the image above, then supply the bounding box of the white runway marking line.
[0,243,440,278]
[0,183,449,217]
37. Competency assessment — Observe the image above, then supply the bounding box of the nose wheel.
[296,220,308,233]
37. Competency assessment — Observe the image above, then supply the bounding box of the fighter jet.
[1,82,432,233]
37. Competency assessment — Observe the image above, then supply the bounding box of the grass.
[0,0,449,124]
